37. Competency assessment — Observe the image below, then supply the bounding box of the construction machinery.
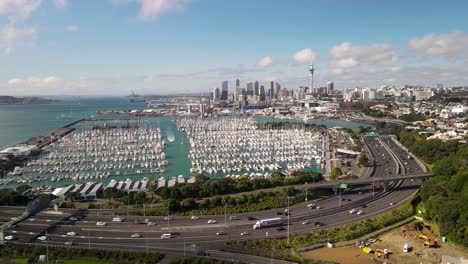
[418,234,436,247]
[359,245,388,258]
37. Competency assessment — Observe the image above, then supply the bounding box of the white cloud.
[409,31,468,57]
[139,0,191,21]
[111,0,192,21]
[293,48,317,64]
[329,42,398,74]
[65,25,79,32]
[0,0,41,55]
[256,56,273,68]
[0,0,41,20]
[54,0,67,10]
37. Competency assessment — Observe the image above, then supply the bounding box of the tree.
[181,198,197,209]
[15,184,32,194]
[164,198,180,212]
[358,154,368,166]
[331,167,342,180]
[65,191,79,201]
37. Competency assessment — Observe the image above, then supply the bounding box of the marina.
[0,99,376,190]
[177,117,324,179]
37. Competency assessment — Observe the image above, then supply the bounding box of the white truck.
[253,218,283,229]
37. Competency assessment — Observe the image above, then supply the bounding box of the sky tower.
[309,64,315,94]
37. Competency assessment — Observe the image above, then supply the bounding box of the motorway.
[1,137,427,263]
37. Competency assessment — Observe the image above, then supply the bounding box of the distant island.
[0,96,56,105]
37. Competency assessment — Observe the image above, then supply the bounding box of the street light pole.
[305,183,308,201]
[224,204,227,227]
[45,230,49,262]
[373,176,375,197]
[287,196,290,246]
[338,186,341,208]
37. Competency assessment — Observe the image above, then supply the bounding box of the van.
[161,233,172,239]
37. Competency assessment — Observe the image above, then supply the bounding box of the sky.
[0,0,468,96]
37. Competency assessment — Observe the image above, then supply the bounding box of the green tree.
[164,198,180,211]
[358,154,368,166]
[331,167,342,180]
[181,198,197,209]
[15,184,32,194]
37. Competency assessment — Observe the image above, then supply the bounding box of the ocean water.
[0,98,373,189]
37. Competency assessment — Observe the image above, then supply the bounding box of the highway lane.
[4,179,420,247]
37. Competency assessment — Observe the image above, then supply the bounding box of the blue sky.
[1,0,468,96]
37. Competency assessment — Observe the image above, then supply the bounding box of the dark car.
[247,216,257,221]
[314,222,324,227]
[276,211,283,215]
[276,227,285,231]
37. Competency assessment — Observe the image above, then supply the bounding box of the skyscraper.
[275,83,281,99]
[221,80,228,100]
[236,78,240,88]
[212,87,220,101]
[269,81,274,99]
[254,81,259,96]
[259,85,265,101]
[327,82,334,95]
[246,82,254,96]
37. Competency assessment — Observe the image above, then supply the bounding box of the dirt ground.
[301,222,468,264]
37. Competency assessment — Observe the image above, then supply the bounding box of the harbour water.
[0,98,374,189]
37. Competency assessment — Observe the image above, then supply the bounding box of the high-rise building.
[236,78,240,88]
[246,82,254,96]
[259,85,265,101]
[275,83,281,98]
[269,81,275,99]
[254,81,259,96]
[326,82,334,95]
[221,80,228,100]
[212,87,220,101]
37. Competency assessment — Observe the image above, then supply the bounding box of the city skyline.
[1,0,468,96]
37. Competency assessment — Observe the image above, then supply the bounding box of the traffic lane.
[38,182,418,245]
[39,182,419,247]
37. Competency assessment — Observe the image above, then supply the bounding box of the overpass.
[298,172,432,190]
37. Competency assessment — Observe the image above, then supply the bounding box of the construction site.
[302,222,468,264]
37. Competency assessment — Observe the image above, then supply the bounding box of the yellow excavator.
[418,234,436,247]
[359,245,388,258]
